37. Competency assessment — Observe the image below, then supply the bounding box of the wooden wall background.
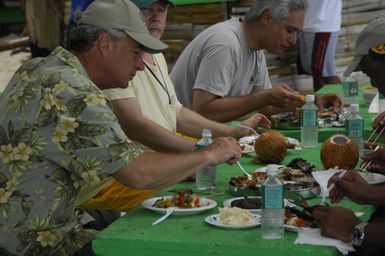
[163,0,385,92]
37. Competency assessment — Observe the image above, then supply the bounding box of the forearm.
[365,186,385,206]
[177,108,241,139]
[111,99,195,152]
[113,151,211,190]
[361,222,385,249]
[125,118,195,152]
[192,91,269,122]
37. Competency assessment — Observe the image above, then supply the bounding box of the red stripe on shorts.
[311,32,331,77]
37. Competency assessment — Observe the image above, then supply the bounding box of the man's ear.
[95,32,114,57]
[260,8,273,26]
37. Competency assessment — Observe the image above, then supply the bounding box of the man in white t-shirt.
[170,0,344,123]
[297,0,342,91]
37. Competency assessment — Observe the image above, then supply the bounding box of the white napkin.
[295,228,355,255]
[312,169,341,198]
[369,93,379,113]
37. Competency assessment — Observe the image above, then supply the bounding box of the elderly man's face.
[360,55,385,95]
[107,36,145,88]
[264,10,304,54]
[140,2,168,39]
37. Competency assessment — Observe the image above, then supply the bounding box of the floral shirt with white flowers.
[0,46,142,256]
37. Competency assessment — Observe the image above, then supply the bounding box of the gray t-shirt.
[170,17,272,109]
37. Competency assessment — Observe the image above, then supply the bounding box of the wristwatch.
[351,222,368,246]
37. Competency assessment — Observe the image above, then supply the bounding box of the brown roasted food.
[254,130,287,163]
[230,197,261,209]
[320,134,359,169]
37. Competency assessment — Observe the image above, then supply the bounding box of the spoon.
[152,207,175,226]
[237,161,253,180]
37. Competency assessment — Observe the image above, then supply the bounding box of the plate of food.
[142,189,217,216]
[205,207,261,229]
[271,108,347,129]
[358,171,385,185]
[284,207,317,232]
[223,196,262,213]
[229,158,319,198]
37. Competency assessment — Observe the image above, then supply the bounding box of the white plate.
[358,172,385,185]
[142,196,217,216]
[223,197,261,213]
[205,213,261,229]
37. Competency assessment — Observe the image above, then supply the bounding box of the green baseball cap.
[132,0,175,8]
[79,0,168,53]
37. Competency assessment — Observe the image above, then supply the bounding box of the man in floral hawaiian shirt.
[0,0,242,255]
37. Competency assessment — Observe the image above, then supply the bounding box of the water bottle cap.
[350,104,359,112]
[266,164,279,175]
[202,128,212,137]
[305,95,315,102]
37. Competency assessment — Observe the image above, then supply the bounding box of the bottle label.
[347,119,363,138]
[301,109,318,126]
[343,81,359,97]
[262,184,283,209]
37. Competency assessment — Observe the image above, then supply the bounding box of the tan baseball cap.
[79,0,168,53]
[344,18,385,77]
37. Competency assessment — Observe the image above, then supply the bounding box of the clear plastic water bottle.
[261,164,284,239]
[346,104,364,157]
[195,129,216,191]
[301,95,318,147]
[343,74,359,105]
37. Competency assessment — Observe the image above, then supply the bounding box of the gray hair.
[66,24,127,52]
[243,0,308,23]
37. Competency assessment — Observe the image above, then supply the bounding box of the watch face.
[351,223,367,246]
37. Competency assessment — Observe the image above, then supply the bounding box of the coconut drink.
[320,134,359,169]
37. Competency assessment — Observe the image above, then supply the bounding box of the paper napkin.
[295,228,355,255]
[312,169,342,198]
[369,93,379,113]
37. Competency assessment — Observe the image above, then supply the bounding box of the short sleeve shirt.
[0,46,142,255]
[103,53,183,151]
[170,18,272,109]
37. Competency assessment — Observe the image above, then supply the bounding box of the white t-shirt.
[170,17,272,109]
[303,0,342,32]
[103,53,182,151]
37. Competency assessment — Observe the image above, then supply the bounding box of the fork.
[238,124,260,136]
[152,207,175,226]
[237,161,253,180]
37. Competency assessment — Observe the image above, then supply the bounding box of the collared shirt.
[104,53,183,151]
[0,46,141,255]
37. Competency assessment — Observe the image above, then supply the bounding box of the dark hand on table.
[328,170,372,204]
[313,205,360,242]
[315,94,344,111]
[373,112,385,131]
[361,148,385,175]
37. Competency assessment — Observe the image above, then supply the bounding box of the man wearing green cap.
[0,0,242,255]
[312,18,385,254]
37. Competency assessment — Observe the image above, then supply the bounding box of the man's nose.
[136,57,145,71]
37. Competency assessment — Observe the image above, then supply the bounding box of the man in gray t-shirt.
[171,0,343,123]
